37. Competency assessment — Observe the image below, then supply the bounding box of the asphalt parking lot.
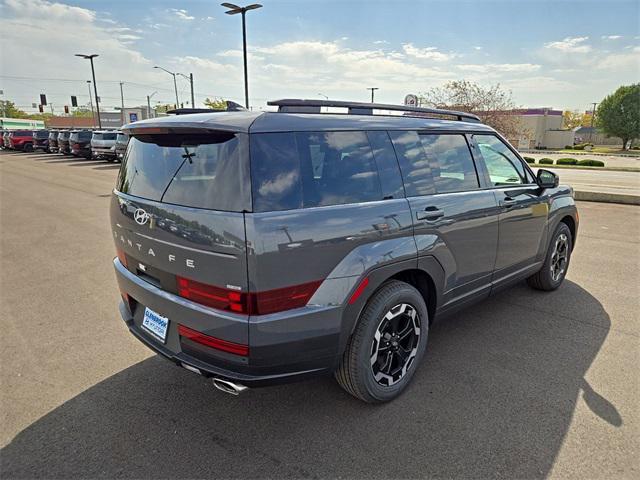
[1,150,638,479]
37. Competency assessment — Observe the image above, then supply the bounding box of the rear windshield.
[58,132,70,140]
[116,133,250,212]
[116,133,129,142]
[34,130,49,138]
[49,131,59,139]
[94,132,117,140]
[71,131,92,141]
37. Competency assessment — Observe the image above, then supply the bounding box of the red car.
[8,130,34,151]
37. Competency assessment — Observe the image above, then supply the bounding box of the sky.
[1,0,639,115]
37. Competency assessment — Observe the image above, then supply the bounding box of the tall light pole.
[154,66,179,108]
[367,87,379,103]
[147,91,157,119]
[75,54,101,128]
[86,81,95,127]
[221,3,263,109]
[318,93,329,100]
[119,82,125,126]
[178,72,195,107]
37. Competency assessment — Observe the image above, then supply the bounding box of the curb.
[520,150,640,158]
[574,190,640,206]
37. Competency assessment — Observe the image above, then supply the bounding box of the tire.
[23,143,33,152]
[527,222,573,291]
[335,280,429,403]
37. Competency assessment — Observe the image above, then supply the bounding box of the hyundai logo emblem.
[134,208,151,225]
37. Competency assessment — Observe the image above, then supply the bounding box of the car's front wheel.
[527,222,573,291]
[335,280,429,403]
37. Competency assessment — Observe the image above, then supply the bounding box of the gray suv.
[111,99,578,402]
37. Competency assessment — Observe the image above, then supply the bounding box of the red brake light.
[178,324,248,356]
[253,280,322,315]
[175,276,322,315]
[177,276,249,313]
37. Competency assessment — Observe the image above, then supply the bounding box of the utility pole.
[87,81,95,128]
[50,104,54,115]
[120,82,125,126]
[367,87,379,103]
[589,102,597,144]
[147,96,151,119]
[190,73,195,107]
[75,54,102,128]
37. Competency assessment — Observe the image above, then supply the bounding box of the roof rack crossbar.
[267,99,481,122]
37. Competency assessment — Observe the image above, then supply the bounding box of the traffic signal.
[38,104,44,113]
[71,96,78,107]
[40,94,47,106]
[64,105,69,114]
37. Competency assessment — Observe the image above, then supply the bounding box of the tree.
[419,80,522,138]
[0,100,29,118]
[72,108,94,118]
[562,110,584,130]
[204,98,228,111]
[596,84,640,150]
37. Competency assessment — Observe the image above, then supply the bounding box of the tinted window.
[388,130,435,196]
[366,131,404,199]
[116,133,129,143]
[419,134,479,193]
[78,131,92,140]
[49,131,59,139]
[13,130,32,136]
[95,132,116,140]
[250,133,302,211]
[117,133,249,212]
[475,134,528,186]
[250,131,383,212]
[34,130,49,138]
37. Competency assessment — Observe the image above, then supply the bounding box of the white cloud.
[402,43,458,62]
[457,63,541,73]
[373,40,389,45]
[473,46,483,51]
[169,8,195,21]
[601,35,622,40]
[544,36,591,53]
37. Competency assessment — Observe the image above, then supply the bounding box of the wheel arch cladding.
[390,269,437,325]
[560,215,576,250]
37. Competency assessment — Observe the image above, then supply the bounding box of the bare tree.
[419,80,522,139]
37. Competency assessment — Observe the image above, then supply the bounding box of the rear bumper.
[92,147,116,157]
[113,258,342,386]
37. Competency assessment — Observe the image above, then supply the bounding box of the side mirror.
[537,169,559,189]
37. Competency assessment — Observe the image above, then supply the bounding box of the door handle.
[416,207,445,221]
[501,197,517,208]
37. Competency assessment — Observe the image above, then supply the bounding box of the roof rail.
[267,99,481,123]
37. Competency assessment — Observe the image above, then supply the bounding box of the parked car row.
[1,128,129,162]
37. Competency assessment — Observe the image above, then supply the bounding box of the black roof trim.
[268,99,482,123]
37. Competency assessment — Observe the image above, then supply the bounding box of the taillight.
[177,276,248,313]
[176,276,322,315]
[253,280,322,315]
[178,324,249,356]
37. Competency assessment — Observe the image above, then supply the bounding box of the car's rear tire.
[335,280,429,403]
[527,222,573,291]
[23,143,33,152]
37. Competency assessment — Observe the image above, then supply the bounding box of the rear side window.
[366,131,404,199]
[116,133,128,142]
[117,133,250,212]
[250,131,383,212]
[419,134,479,193]
[100,133,117,140]
[388,131,435,196]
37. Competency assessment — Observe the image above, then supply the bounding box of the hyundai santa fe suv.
[111,99,578,402]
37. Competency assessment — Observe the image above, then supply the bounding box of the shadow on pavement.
[1,281,617,479]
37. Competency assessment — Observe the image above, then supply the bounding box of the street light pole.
[76,54,101,128]
[221,3,263,109]
[86,81,95,128]
[177,72,195,107]
[146,91,157,119]
[154,66,180,108]
[119,82,125,126]
[367,87,379,103]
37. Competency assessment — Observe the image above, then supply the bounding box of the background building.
[513,108,574,149]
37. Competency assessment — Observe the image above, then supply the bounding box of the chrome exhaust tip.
[212,377,249,395]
